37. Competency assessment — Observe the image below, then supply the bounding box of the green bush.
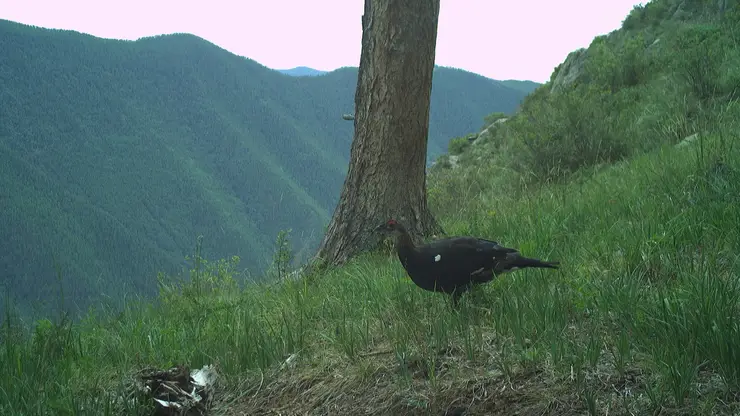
[621,4,647,31]
[499,15,740,183]
[482,111,508,126]
[585,33,651,92]
[433,154,452,169]
[507,84,633,180]
[448,136,471,155]
[668,23,735,104]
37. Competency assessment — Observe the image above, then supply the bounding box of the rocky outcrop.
[473,117,509,146]
[550,48,587,93]
[429,117,512,171]
[447,155,460,168]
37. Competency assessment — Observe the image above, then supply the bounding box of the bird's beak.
[374,224,386,232]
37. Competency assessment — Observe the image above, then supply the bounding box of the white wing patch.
[434,254,442,262]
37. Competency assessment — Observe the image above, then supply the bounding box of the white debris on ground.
[133,364,219,415]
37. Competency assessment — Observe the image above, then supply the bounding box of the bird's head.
[374,218,404,235]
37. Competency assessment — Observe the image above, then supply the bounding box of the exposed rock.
[471,131,486,145]
[472,117,508,146]
[551,48,587,93]
[448,155,460,168]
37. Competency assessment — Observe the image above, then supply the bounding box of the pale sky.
[0,0,646,83]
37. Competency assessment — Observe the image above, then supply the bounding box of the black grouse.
[375,219,560,306]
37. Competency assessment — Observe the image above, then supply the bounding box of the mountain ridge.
[0,18,534,315]
[278,66,329,77]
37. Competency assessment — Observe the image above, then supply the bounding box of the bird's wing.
[422,237,517,254]
[467,238,520,255]
[422,237,518,269]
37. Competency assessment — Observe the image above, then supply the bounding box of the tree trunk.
[315,0,443,266]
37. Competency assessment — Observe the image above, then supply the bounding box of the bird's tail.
[514,256,560,270]
[494,253,560,273]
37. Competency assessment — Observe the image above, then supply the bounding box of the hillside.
[499,79,541,94]
[2,106,738,414]
[276,66,543,100]
[432,0,740,184]
[0,19,532,316]
[3,0,739,413]
[277,66,328,76]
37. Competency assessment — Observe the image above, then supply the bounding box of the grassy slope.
[0,20,531,317]
[2,134,737,415]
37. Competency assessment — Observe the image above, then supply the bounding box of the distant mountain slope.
[0,19,533,315]
[295,65,533,157]
[278,66,328,77]
[499,79,541,95]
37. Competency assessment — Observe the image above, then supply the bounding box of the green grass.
[2,132,738,415]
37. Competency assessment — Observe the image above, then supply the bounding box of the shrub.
[508,84,633,180]
[621,4,646,31]
[585,33,650,92]
[433,154,452,169]
[448,136,470,155]
[670,24,726,104]
[483,111,508,126]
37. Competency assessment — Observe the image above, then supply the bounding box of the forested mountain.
[0,19,533,315]
[277,66,328,77]
[499,79,541,94]
[278,66,543,100]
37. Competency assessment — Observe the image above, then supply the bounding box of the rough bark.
[315,0,443,266]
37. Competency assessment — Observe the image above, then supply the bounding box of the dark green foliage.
[432,154,452,169]
[482,111,509,127]
[0,20,530,318]
[506,84,634,179]
[623,0,731,31]
[666,23,740,104]
[584,33,651,91]
[447,135,473,155]
[621,4,648,31]
[487,0,740,182]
